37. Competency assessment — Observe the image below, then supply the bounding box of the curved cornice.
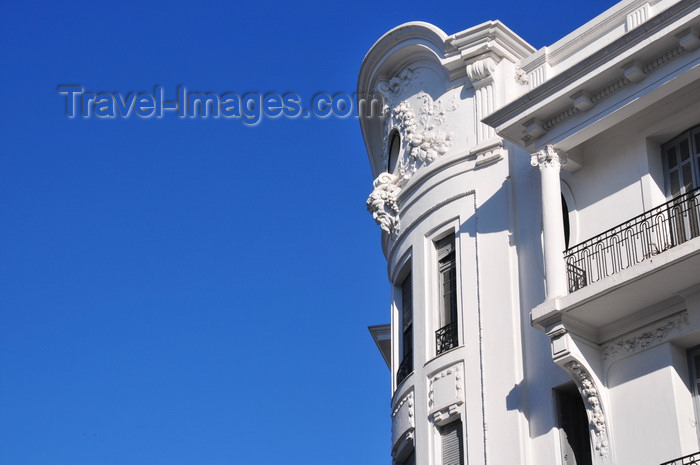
[358,22,450,98]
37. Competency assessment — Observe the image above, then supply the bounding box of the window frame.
[662,125,700,198]
[434,232,459,356]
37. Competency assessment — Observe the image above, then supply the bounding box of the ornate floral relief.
[367,68,460,237]
[391,97,456,185]
[602,311,689,360]
[376,68,458,183]
[376,68,415,109]
[366,172,401,237]
[530,145,567,170]
[565,361,610,459]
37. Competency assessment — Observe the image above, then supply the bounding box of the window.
[389,130,401,173]
[440,420,464,465]
[663,126,700,197]
[397,273,413,385]
[436,235,458,355]
[555,384,592,465]
[662,126,700,244]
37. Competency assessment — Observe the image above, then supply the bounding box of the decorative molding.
[514,66,529,86]
[428,364,464,408]
[520,37,689,141]
[375,68,458,184]
[547,324,612,461]
[428,364,464,425]
[430,403,462,424]
[530,145,567,171]
[392,97,455,184]
[643,45,684,74]
[395,191,474,247]
[564,361,610,459]
[485,0,697,133]
[392,390,415,427]
[626,3,650,32]
[590,76,629,104]
[601,310,690,360]
[467,57,498,142]
[391,390,415,455]
[367,67,461,237]
[466,57,496,83]
[366,172,401,238]
[376,68,415,109]
[528,64,547,90]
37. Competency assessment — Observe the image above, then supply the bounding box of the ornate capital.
[530,145,567,170]
[367,172,401,238]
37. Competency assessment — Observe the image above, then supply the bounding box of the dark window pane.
[667,146,677,168]
[680,139,690,161]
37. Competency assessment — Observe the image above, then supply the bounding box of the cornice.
[483,0,699,130]
[446,20,535,66]
[523,0,664,72]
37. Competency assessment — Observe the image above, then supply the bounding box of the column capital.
[530,145,568,170]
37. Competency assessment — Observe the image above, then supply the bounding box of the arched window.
[388,130,401,173]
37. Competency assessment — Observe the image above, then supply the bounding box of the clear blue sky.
[0,1,616,464]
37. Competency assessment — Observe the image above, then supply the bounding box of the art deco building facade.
[360,1,700,464]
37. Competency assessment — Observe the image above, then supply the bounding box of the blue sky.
[0,1,617,464]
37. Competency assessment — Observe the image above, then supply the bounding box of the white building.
[360,1,700,464]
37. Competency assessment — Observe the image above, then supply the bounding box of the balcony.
[532,187,700,333]
[566,187,700,293]
[660,452,700,465]
[396,352,412,385]
[436,321,458,355]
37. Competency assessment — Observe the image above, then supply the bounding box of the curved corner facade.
[360,20,539,465]
[361,2,700,465]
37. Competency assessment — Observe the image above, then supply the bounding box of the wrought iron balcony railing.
[396,352,412,385]
[565,186,700,293]
[660,452,700,465]
[436,321,458,355]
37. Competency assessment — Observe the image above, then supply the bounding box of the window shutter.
[441,421,464,465]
